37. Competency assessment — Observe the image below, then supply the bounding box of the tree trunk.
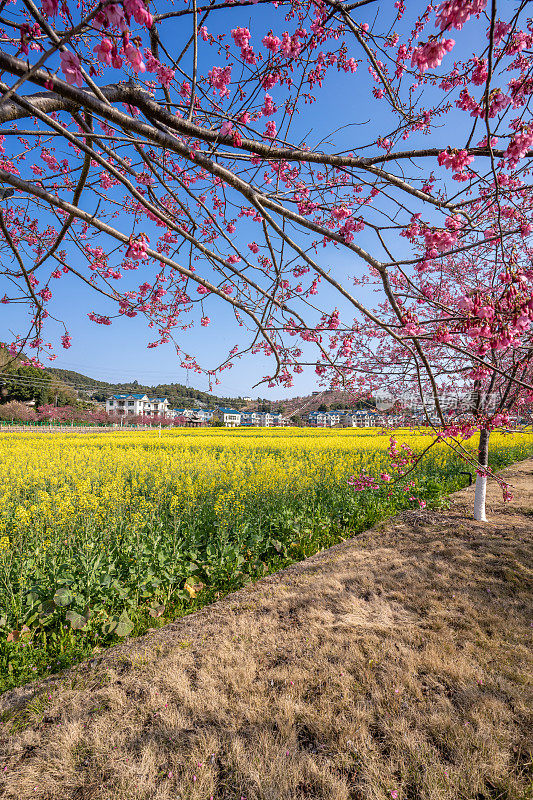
[473,428,490,521]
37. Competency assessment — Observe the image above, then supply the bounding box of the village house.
[215,408,241,427]
[342,410,381,427]
[174,408,215,424]
[106,394,171,418]
[308,410,346,427]
[308,409,385,427]
[240,411,287,427]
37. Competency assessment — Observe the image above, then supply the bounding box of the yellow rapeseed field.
[0,426,532,691]
[0,426,531,545]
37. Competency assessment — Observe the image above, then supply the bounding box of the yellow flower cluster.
[0,427,530,551]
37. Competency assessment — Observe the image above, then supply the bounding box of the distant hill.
[43,367,376,415]
[46,368,251,409]
[0,347,77,406]
[46,368,110,390]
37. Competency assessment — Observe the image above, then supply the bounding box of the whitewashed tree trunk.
[473,428,490,521]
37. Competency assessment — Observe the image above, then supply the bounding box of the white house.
[256,412,278,427]
[215,408,241,427]
[174,408,215,424]
[342,409,380,427]
[106,393,171,418]
[240,411,287,427]
[240,411,261,426]
[308,410,346,427]
[308,411,331,427]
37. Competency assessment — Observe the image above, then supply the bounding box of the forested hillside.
[47,368,248,409]
[0,348,76,406]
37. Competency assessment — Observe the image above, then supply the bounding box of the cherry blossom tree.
[0,0,532,518]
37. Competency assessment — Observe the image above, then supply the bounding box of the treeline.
[0,402,181,426]
[0,353,77,407]
[47,368,246,409]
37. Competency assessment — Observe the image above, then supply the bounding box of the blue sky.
[0,0,496,399]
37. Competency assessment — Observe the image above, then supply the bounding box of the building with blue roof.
[215,408,241,427]
[106,393,171,418]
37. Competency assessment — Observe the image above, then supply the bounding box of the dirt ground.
[1,461,532,800]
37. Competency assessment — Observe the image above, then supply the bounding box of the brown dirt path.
[1,461,532,800]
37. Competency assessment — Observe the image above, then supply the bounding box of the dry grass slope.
[1,462,532,800]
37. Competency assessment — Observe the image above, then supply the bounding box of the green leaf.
[115,611,134,637]
[37,600,55,622]
[53,588,75,607]
[101,616,118,635]
[65,610,89,630]
[54,588,74,608]
[56,576,75,586]
[25,590,41,607]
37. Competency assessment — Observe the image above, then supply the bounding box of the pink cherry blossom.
[220,120,233,137]
[435,0,487,32]
[208,65,232,98]
[505,127,533,168]
[280,29,306,59]
[262,94,276,116]
[490,20,510,45]
[124,0,153,28]
[231,27,250,49]
[438,148,474,176]
[125,234,149,260]
[262,32,281,53]
[124,42,145,74]
[41,0,58,16]
[95,4,126,30]
[411,38,455,73]
[471,59,488,85]
[93,38,113,66]
[60,51,83,87]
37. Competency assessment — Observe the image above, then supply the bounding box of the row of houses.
[106,387,508,430]
[172,408,287,427]
[105,393,405,428]
[106,393,477,429]
[308,410,393,427]
[105,395,288,427]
